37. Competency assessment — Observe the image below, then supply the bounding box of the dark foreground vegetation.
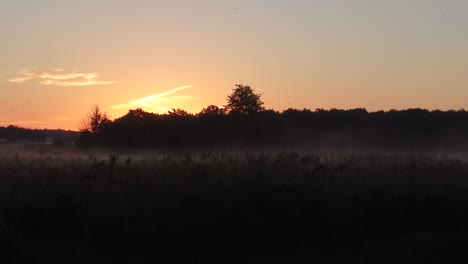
[2,148,468,262]
[3,86,468,262]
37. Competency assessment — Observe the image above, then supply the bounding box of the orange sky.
[1,0,468,130]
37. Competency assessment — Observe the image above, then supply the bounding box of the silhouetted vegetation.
[71,85,468,151]
[79,104,111,135]
[78,106,468,152]
[4,85,468,262]
[2,150,468,262]
[0,125,78,145]
[225,84,265,115]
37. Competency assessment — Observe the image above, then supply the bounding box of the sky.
[1,0,468,130]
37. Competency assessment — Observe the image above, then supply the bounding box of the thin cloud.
[9,76,34,83]
[8,69,115,87]
[40,79,114,87]
[55,116,74,122]
[112,85,195,111]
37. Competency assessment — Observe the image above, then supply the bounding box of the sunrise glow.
[1,0,468,130]
[111,85,194,113]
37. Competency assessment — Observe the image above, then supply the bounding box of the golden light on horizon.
[2,1,468,130]
[110,85,195,114]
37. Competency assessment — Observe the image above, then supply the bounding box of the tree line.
[0,126,79,145]
[77,84,468,151]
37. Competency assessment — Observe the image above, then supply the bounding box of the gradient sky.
[1,0,468,130]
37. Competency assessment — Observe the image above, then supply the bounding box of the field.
[2,145,468,263]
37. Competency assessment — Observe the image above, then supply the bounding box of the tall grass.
[1,149,468,259]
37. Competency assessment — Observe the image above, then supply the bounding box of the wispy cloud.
[55,116,74,122]
[112,85,195,111]
[8,69,115,87]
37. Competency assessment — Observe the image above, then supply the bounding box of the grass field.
[2,146,468,262]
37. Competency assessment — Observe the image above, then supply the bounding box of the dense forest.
[77,107,468,151]
[73,84,468,151]
[3,85,468,151]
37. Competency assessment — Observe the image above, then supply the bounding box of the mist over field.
[2,85,468,262]
[3,134,468,262]
[3,0,468,262]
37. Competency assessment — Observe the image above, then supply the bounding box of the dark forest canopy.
[70,85,468,150]
[3,108,468,151]
[75,107,468,151]
[3,85,468,150]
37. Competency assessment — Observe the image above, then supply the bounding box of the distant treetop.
[225,84,265,115]
[199,105,225,116]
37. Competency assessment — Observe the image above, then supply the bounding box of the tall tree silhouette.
[80,104,111,134]
[225,84,264,115]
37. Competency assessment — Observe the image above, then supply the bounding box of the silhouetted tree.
[80,104,111,134]
[168,108,191,117]
[199,105,225,117]
[225,84,264,115]
[126,108,148,119]
[68,85,468,151]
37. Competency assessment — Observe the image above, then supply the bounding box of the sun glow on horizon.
[111,85,195,114]
[2,1,468,130]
